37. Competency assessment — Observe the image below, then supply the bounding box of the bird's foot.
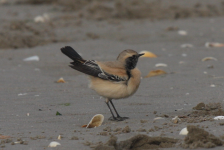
[117,116,129,121]
[108,116,129,121]
[108,116,117,121]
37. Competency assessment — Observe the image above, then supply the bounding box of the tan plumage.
[61,46,144,121]
[89,67,141,99]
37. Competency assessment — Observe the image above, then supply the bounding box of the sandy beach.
[1,0,224,149]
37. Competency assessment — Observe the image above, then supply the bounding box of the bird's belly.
[88,77,139,99]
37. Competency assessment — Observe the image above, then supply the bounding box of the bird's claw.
[108,116,129,121]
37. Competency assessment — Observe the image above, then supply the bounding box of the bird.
[61,46,144,121]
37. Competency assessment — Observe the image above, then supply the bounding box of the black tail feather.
[61,46,83,61]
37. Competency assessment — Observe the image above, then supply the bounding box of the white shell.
[155,63,167,67]
[181,44,193,48]
[48,141,61,147]
[210,84,216,87]
[178,30,187,36]
[172,116,181,121]
[153,117,164,120]
[34,16,45,23]
[34,13,50,23]
[18,93,27,96]
[23,56,39,61]
[58,135,61,140]
[179,127,188,135]
[214,116,224,120]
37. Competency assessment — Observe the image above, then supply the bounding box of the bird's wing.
[70,60,127,82]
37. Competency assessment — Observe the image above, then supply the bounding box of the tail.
[60,46,83,61]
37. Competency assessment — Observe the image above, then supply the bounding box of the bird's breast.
[88,68,141,99]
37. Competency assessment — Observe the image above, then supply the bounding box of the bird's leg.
[109,100,129,121]
[105,98,117,121]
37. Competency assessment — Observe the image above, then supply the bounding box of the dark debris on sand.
[180,102,224,123]
[94,134,178,150]
[182,125,223,149]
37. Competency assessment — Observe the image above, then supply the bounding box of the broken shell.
[155,63,167,67]
[153,117,164,121]
[48,141,61,147]
[82,114,104,128]
[210,84,216,87]
[58,135,61,140]
[181,44,193,48]
[205,42,224,48]
[23,56,39,61]
[34,13,50,23]
[214,116,224,120]
[144,70,167,78]
[179,127,188,135]
[0,135,10,139]
[56,77,65,83]
[172,116,181,124]
[34,16,45,23]
[139,51,157,58]
[178,30,187,36]
[201,57,217,61]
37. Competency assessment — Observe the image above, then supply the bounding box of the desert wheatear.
[61,46,144,121]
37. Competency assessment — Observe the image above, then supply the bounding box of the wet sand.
[1,0,224,149]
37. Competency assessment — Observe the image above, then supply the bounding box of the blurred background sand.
[1,0,224,149]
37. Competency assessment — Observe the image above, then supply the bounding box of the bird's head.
[117,49,144,70]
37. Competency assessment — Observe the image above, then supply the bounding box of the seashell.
[205,42,224,48]
[34,13,50,23]
[178,30,187,36]
[48,141,61,147]
[153,117,164,121]
[210,84,216,87]
[34,16,45,23]
[82,114,104,128]
[139,51,157,58]
[58,135,61,140]
[179,127,188,135]
[214,116,224,120]
[144,70,167,78]
[0,135,10,139]
[181,44,193,48]
[172,116,181,124]
[201,57,217,61]
[23,56,39,61]
[56,77,65,83]
[155,63,167,67]
[18,93,27,96]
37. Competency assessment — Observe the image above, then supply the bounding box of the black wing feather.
[61,46,127,82]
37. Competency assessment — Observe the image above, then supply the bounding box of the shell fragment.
[48,141,61,147]
[155,63,167,67]
[139,51,157,58]
[23,56,39,61]
[214,116,224,120]
[205,42,224,48]
[179,127,188,135]
[56,77,65,83]
[82,114,104,128]
[144,70,167,78]
[201,57,217,61]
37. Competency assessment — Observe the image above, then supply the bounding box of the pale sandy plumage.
[89,67,141,99]
[61,46,143,121]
